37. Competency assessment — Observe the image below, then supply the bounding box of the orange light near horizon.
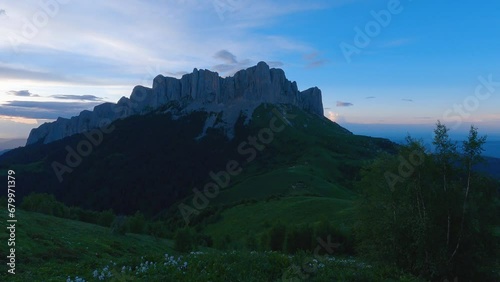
[0,115,39,125]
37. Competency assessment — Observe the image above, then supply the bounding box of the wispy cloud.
[214,50,238,64]
[0,9,6,16]
[212,49,252,76]
[365,96,376,99]
[402,98,413,102]
[0,101,101,119]
[327,111,338,121]
[0,64,69,83]
[267,61,284,68]
[7,90,39,97]
[51,95,104,101]
[0,115,38,125]
[304,52,329,68]
[336,101,354,107]
[0,1,324,88]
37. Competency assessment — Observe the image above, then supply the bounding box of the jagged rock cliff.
[26,62,324,145]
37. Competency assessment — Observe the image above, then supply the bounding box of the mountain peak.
[26,62,324,145]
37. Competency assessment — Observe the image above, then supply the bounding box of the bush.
[245,235,258,251]
[98,209,116,227]
[148,221,168,239]
[21,193,69,217]
[111,215,128,235]
[268,223,286,251]
[174,227,195,252]
[69,207,99,224]
[285,224,314,254]
[128,211,146,234]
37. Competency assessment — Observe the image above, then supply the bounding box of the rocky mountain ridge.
[26,61,324,145]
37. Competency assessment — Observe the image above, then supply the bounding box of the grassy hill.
[0,208,177,281]
[0,207,424,281]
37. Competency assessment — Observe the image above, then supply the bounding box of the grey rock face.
[26,62,324,145]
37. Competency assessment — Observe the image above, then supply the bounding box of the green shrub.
[174,227,195,252]
[128,211,146,234]
[285,224,314,254]
[21,193,69,218]
[268,222,286,251]
[111,215,128,235]
[97,209,116,227]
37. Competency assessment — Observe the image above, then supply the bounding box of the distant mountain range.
[0,138,25,156]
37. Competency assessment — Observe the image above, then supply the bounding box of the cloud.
[0,115,38,125]
[336,101,354,107]
[0,101,101,119]
[0,1,330,94]
[165,71,189,77]
[402,99,413,102]
[0,64,70,83]
[327,111,338,122]
[7,90,39,97]
[214,50,238,64]
[51,95,104,101]
[326,110,346,123]
[268,61,284,68]
[324,107,331,110]
[212,50,253,75]
[365,96,376,99]
[0,9,5,16]
[304,52,329,68]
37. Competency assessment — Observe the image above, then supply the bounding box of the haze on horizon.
[0,0,499,146]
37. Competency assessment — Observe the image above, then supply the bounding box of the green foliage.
[268,222,287,251]
[354,124,499,281]
[285,224,313,253]
[21,193,69,218]
[245,235,258,250]
[97,209,115,227]
[148,220,169,239]
[128,211,146,234]
[0,208,176,282]
[174,227,196,252]
[111,215,128,235]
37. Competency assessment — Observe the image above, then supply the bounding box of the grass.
[0,208,176,281]
[0,208,425,281]
[203,196,353,243]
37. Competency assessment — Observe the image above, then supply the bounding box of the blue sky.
[0,0,499,152]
